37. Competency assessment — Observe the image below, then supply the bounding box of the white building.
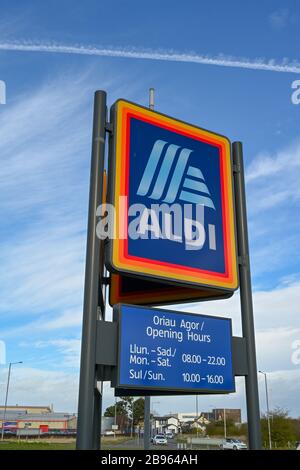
[152,415,180,434]
[174,412,198,423]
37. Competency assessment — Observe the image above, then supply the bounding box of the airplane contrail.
[0,41,300,74]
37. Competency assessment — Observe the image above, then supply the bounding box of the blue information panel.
[114,304,235,394]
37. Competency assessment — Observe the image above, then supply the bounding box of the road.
[107,437,181,450]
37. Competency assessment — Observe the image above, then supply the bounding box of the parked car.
[165,431,174,439]
[152,434,168,445]
[220,438,247,450]
[104,430,115,436]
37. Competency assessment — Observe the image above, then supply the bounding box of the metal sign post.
[76,91,107,450]
[144,395,151,450]
[76,90,261,451]
[143,88,154,451]
[232,141,262,450]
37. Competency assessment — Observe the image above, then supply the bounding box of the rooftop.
[0,411,76,421]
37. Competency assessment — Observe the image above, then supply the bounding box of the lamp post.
[259,370,272,450]
[1,361,23,440]
[223,408,227,439]
[143,87,155,450]
[151,401,160,436]
[114,397,117,438]
[195,395,199,436]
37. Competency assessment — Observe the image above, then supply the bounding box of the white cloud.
[0,366,79,412]
[31,339,80,368]
[176,280,300,332]
[259,369,300,416]
[244,138,300,279]
[246,140,300,214]
[0,223,86,318]
[256,327,300,372]
[0,75,91,214]
[269,9,290,31]
[0,74,93,324]
[0,40,300,74]
[1,308,83,340]
[246,139,300,184]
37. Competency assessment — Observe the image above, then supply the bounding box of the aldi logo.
[106,100,238,291]
[137,139,215,209]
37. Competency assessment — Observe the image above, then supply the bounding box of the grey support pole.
[259,370,272,449]
[143,87,155,451]
[232,142,262,450]
[144,396,151,450]
[76,91,107,450]
[93,387,102,449]
[1,363,11,440]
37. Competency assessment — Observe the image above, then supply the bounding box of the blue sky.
[0,0,300,419]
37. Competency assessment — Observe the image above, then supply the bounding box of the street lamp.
[114,397,117,438]
[223,408,227,439]
[151,401,160,435]
[1,361,23,440]
[259,370,272,450]
[195,395,199,436]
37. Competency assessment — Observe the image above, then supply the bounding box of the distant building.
[211,408,241,424]
[0,406,132,436]
[101,416,115,434]
[0,405,52,414]
[174,412,198,423]
[152,416,180,434]
[0,405,76,435]
[155,409,242,434]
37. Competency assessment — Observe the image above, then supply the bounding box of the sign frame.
[109,273,233,306]
[77,90,261,450]
[113,303,235,394]
[106,99,238,292]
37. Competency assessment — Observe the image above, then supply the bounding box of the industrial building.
[0,405,52,414]
[0,405,76,436]
[0,405,116,437]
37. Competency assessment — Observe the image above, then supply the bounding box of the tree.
[291,418,300,442]
[261,408,296,448]
[104,401,127,418]
[120,397,135,436]
[104,397,145,434]
[132,397,145,425]
[206,419,238,437]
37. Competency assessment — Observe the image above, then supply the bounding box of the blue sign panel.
[128,118,225,273]
[108,100,238,292]
[115,304,235,393]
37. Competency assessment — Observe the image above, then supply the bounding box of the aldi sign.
[106,100,238,291]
